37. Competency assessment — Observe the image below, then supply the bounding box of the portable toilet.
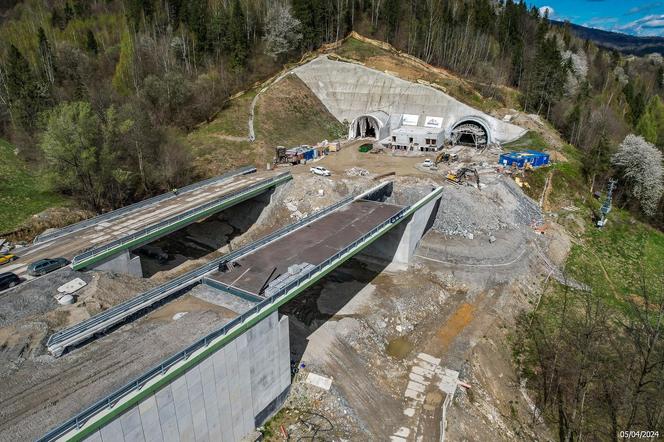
[302,147,315,161]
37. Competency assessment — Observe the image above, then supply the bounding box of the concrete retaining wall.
[90,250,143,277]
[293,56,525,144]
[82,312,290,442]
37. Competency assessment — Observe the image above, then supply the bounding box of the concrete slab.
[209,200,403,295]
[99,418,125,442]
[8,170,280,280]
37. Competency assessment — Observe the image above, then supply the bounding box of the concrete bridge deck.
[10,184,442,442]
[208,200,404,296]
[2,168,289,282]
[0,287,251,442]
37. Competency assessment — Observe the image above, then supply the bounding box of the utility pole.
[596,179,617,228]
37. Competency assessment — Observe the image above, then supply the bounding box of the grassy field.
[0,138,65,233]
[502,130,549,151]
[254,75,346,146]
[187,75,345,177]
[565,209,664,311]
[517,136,586,209]
[335,36,386,60]
[524,140,664,311]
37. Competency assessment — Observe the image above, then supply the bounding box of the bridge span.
[4,182,441,442]
[2,167,290,284]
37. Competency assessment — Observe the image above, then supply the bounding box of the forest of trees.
[1,0,663,217]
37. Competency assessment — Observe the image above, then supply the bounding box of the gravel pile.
[388,175,542,238]
[433,187,507,238]
[431,177,542,238]
[345,167,370,177]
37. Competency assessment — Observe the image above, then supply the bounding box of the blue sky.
[530,0,664,36]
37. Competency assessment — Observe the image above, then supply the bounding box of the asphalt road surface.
[2,172,275,282]
[209,200,403,296]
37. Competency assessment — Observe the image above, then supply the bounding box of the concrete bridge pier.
[360,193,441,271]
[89,249,143,277]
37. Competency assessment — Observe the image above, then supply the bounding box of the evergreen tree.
[636,95,664,148]
[37,27,55,85]
[229,0,248,68]
[624,80,647,125]
[523,34,568,117]
[292,0,318,50]
[86,29,99,55]
[384,0,400,43]
[112,27,136,96]
[208,8,229,56]
[185,0,209,52]
[125,0,153,30]
[4,45,44,131]
[582,131,612,188]
[166,0,185,28]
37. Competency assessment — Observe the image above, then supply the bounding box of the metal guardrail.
[39,197,410,442]
[34,166,257,245]
[47,192,355,357]
[202,277,265,303]
[69,172,291,269]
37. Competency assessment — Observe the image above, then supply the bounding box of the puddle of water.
[386,336,413,359]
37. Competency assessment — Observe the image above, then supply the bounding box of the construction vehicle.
[447,167,480,189]
[434,151,458,165]
[275,146,288,164]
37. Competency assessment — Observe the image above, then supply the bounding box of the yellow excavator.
[446,167,480,189]
[434,151,458,165]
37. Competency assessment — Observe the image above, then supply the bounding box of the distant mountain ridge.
[551,20,664,56]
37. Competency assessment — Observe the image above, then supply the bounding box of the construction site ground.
[0,134,567,441]
[257,140,565,441]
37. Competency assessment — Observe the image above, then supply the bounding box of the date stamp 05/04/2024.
[618,431,660,439]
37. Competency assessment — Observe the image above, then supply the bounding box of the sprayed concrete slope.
[293,56,526,144]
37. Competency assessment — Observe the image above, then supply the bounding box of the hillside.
[187,34,560,179]
[187,74,344,177]
[0,138,64,234]
[0,0,661,439]
[552,20,664,56]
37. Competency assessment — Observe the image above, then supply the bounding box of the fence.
[69,172,291,269]
[34,166,256,245]
[39,201,409,442]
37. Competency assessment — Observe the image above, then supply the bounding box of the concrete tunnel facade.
[293,56,526,145]
[349,110,391,140]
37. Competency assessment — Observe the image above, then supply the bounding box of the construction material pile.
[433,176,543,238]
[389,176,542,239]
[345,167,370,177]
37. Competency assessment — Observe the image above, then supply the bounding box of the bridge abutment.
[88,249,143,277]
[360,193,441,271]
[82,311,290,442]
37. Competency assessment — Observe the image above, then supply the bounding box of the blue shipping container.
[303,149,315,161]
[498,150,550,168]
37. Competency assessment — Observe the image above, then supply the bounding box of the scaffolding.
[450,122,488,148]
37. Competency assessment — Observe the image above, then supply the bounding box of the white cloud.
[539,6,555,18]
[616,14,664,36]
